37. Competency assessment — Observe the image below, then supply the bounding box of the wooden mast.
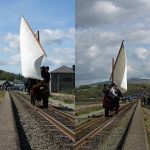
[112,57,115,83]
[113,40,124,69]
[37,30,40,42]
[110,40,124,82]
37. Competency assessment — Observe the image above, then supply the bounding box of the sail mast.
[109,40,127,93]
[112,57,115,83]
[113,40,124,70]
[110,40,124,80]
[37,30,40,42]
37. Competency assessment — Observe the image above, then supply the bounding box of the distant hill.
[90,78,150,87]
[127,78,150,84]
[0,70,24,81]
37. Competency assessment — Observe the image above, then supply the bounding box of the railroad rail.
[17,91,75,123]
[76,102,134,136]
[75,101,137,149]
[10,91,75,142]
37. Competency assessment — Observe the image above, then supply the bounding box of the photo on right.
[75,0,150,150]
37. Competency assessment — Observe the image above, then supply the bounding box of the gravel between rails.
[78,103,137,150]
[94,103,137,150]
[10,92,74,150]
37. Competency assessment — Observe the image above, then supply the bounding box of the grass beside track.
[0,90,5,103]
[142,108,150,149]
[76,105,102,116]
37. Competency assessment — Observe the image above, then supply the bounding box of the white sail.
[113,41,127,93]
[20,16,46,80]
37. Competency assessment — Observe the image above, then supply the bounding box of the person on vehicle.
[108,83,121,114]
[40,66,45,78]
[114,88,122,114]
[44,66,50,83]
[102,84,111,117]
[39,66,50,108]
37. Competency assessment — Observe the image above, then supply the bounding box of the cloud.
[40,28,75,45]
[126,30,150,44]
[9,53,21,65]
[76,28,150,85]
[0,46,12,53]
[42,47,75,71]
[0,27,75,72]
[0,33,19,53]
[76,30,115,84]
[76,0,150,85]
[0,60,7,66]
[39,28,75,71]
[4,33,20,50]
[88,45,98,57]
[76,0,150,28]
[134,47,150,60]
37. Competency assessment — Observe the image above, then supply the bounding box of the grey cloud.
[76,28,150,85]
[76,0,150,28]
[42,47,75,71]
[40,28,75,46]
[76,30,118,85]
[0,28,74,70]
[0,33,19,53]
[0,60,7,66]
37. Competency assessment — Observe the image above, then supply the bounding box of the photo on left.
[0,0,75,149]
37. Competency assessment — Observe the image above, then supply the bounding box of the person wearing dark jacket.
[40,66,45,78]
[41,66,50,108]
[44,66,50,83]
[102,84,111,117]
[108,83,122,114]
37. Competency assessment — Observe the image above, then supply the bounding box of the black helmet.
[111,83,116,87]
[41,66,45,69]
[45,66,49,70]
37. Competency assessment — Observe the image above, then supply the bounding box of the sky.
[0,0,74,74]
[76,0,150,85]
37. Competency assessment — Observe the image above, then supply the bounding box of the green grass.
[0,91,5,103]
[76,86,102,102]
[63,99,74,104]
[76,106,102,116]
[76,118,94,128]
[76,83,150,102]
[143,109,150,149]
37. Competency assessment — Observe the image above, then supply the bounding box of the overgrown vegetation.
[51,94,75,103]
[76,83,150,102]
[143,109,150,149]
[76,85,103,102]
[0,91,5,103]
[0,70,24,81]
[59,89,75,95]
[64,99,74,104]
[76,105,102,116]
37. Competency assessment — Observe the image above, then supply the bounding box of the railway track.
[76,102,134,137]
[10,91,75,143]
[9,91,138,149]
[16,92,75,127]
[75,101,137,149]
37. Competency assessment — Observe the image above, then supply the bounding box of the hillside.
[0,70,24,81]
[127,78,150,84]
[90,78,150,87]
[76,79,150,102]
